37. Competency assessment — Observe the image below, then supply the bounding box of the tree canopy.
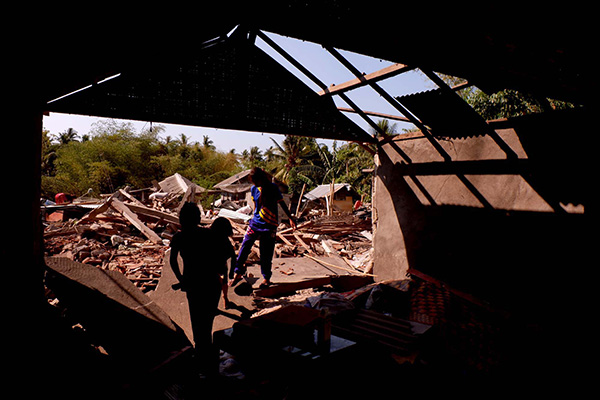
[41,120,376,202]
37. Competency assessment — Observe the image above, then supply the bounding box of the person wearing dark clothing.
[170,203,226,377]
[209,217,236,309]
[230,167,296,288]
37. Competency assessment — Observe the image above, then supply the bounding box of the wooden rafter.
[325,46,452,162]
[318,63,414,96]
[337,107,412,123]
[255,29,385,141]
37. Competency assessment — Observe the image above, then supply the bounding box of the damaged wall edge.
[371,109,590,306]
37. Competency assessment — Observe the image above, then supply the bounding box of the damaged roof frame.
[45,22,550,157]
[46,26,380,146]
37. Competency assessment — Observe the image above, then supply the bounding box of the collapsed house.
[156,173,205,198]
[27,4,593,398]
[302,183,361,213]
[212,169,254,202]
[212,169,293,222]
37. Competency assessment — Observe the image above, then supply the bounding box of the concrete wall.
[372,109,590,311]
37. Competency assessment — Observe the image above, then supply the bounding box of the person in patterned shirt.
[230,167,296,288]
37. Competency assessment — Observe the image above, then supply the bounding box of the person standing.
[230,167,296,288]
[170,203,224,377]
[209,217,236,309]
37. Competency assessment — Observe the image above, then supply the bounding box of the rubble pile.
[41,174,509,391]
[44,215,168,293]
[43,174,374,293]
[227,213,374,274]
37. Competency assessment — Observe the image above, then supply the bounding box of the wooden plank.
[295,183,306,217]
[110,198,163,244]
[318,63,413,96]
[278,220,314,235]
[76,193,117,224]
[118,189,145,207]
[337,107,412,123]
[276,232,295,247]
[124,203,180,226]
[253,277,332,298]
[306,255,376,277]
[176,184,195,214]
[293,232,314,254]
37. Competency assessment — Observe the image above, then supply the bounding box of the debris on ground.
[41,179,513,398]
[42,179,374,295]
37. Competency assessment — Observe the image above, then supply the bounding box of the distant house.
[213,169,289,201]
[213,169,292,221]
[213,170,254,201]
[304,183,360,212]
[158,173,206,196]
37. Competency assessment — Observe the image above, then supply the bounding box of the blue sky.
[43,31,434,153]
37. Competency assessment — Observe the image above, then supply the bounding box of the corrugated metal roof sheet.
[305,183,352,200]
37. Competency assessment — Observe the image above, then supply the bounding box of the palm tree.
[241,146,264,168]
[370,119,398,138]
[263,146,276,163]
[202,135,216,150]
[175,133,195,158]
[53,128,79,145]
[268,136,323,194]
[178,133,191,147]
[315,141,341,185]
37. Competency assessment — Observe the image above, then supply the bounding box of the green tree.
[41,129,58,176]
[267,136,321,194]
[334,142,374,201]
[370,119,398,138]
[315,141,341,184]
[466,89,543,119]
[45,121,163,195]
[438,72,577,119]
[241,146,264,169]
[52,127,79,145]
[202,135,216,151]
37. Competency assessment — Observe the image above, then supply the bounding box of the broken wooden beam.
[306,255,376,277]
[110,198,163,244]
[118,188,146,207]
[124,202,180,226]
[293,232,314,254]
[276,232,294,247]
[76,193,117,225]
[253,277,332,298]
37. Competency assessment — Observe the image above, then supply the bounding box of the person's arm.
[278,200,297,230]
[169,237,185,287]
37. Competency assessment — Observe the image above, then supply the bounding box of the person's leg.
[230,227,258,285]
[259,230,276,285]
[186,292,213,375]
[220,276,233,308]
[187,286,221,377]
